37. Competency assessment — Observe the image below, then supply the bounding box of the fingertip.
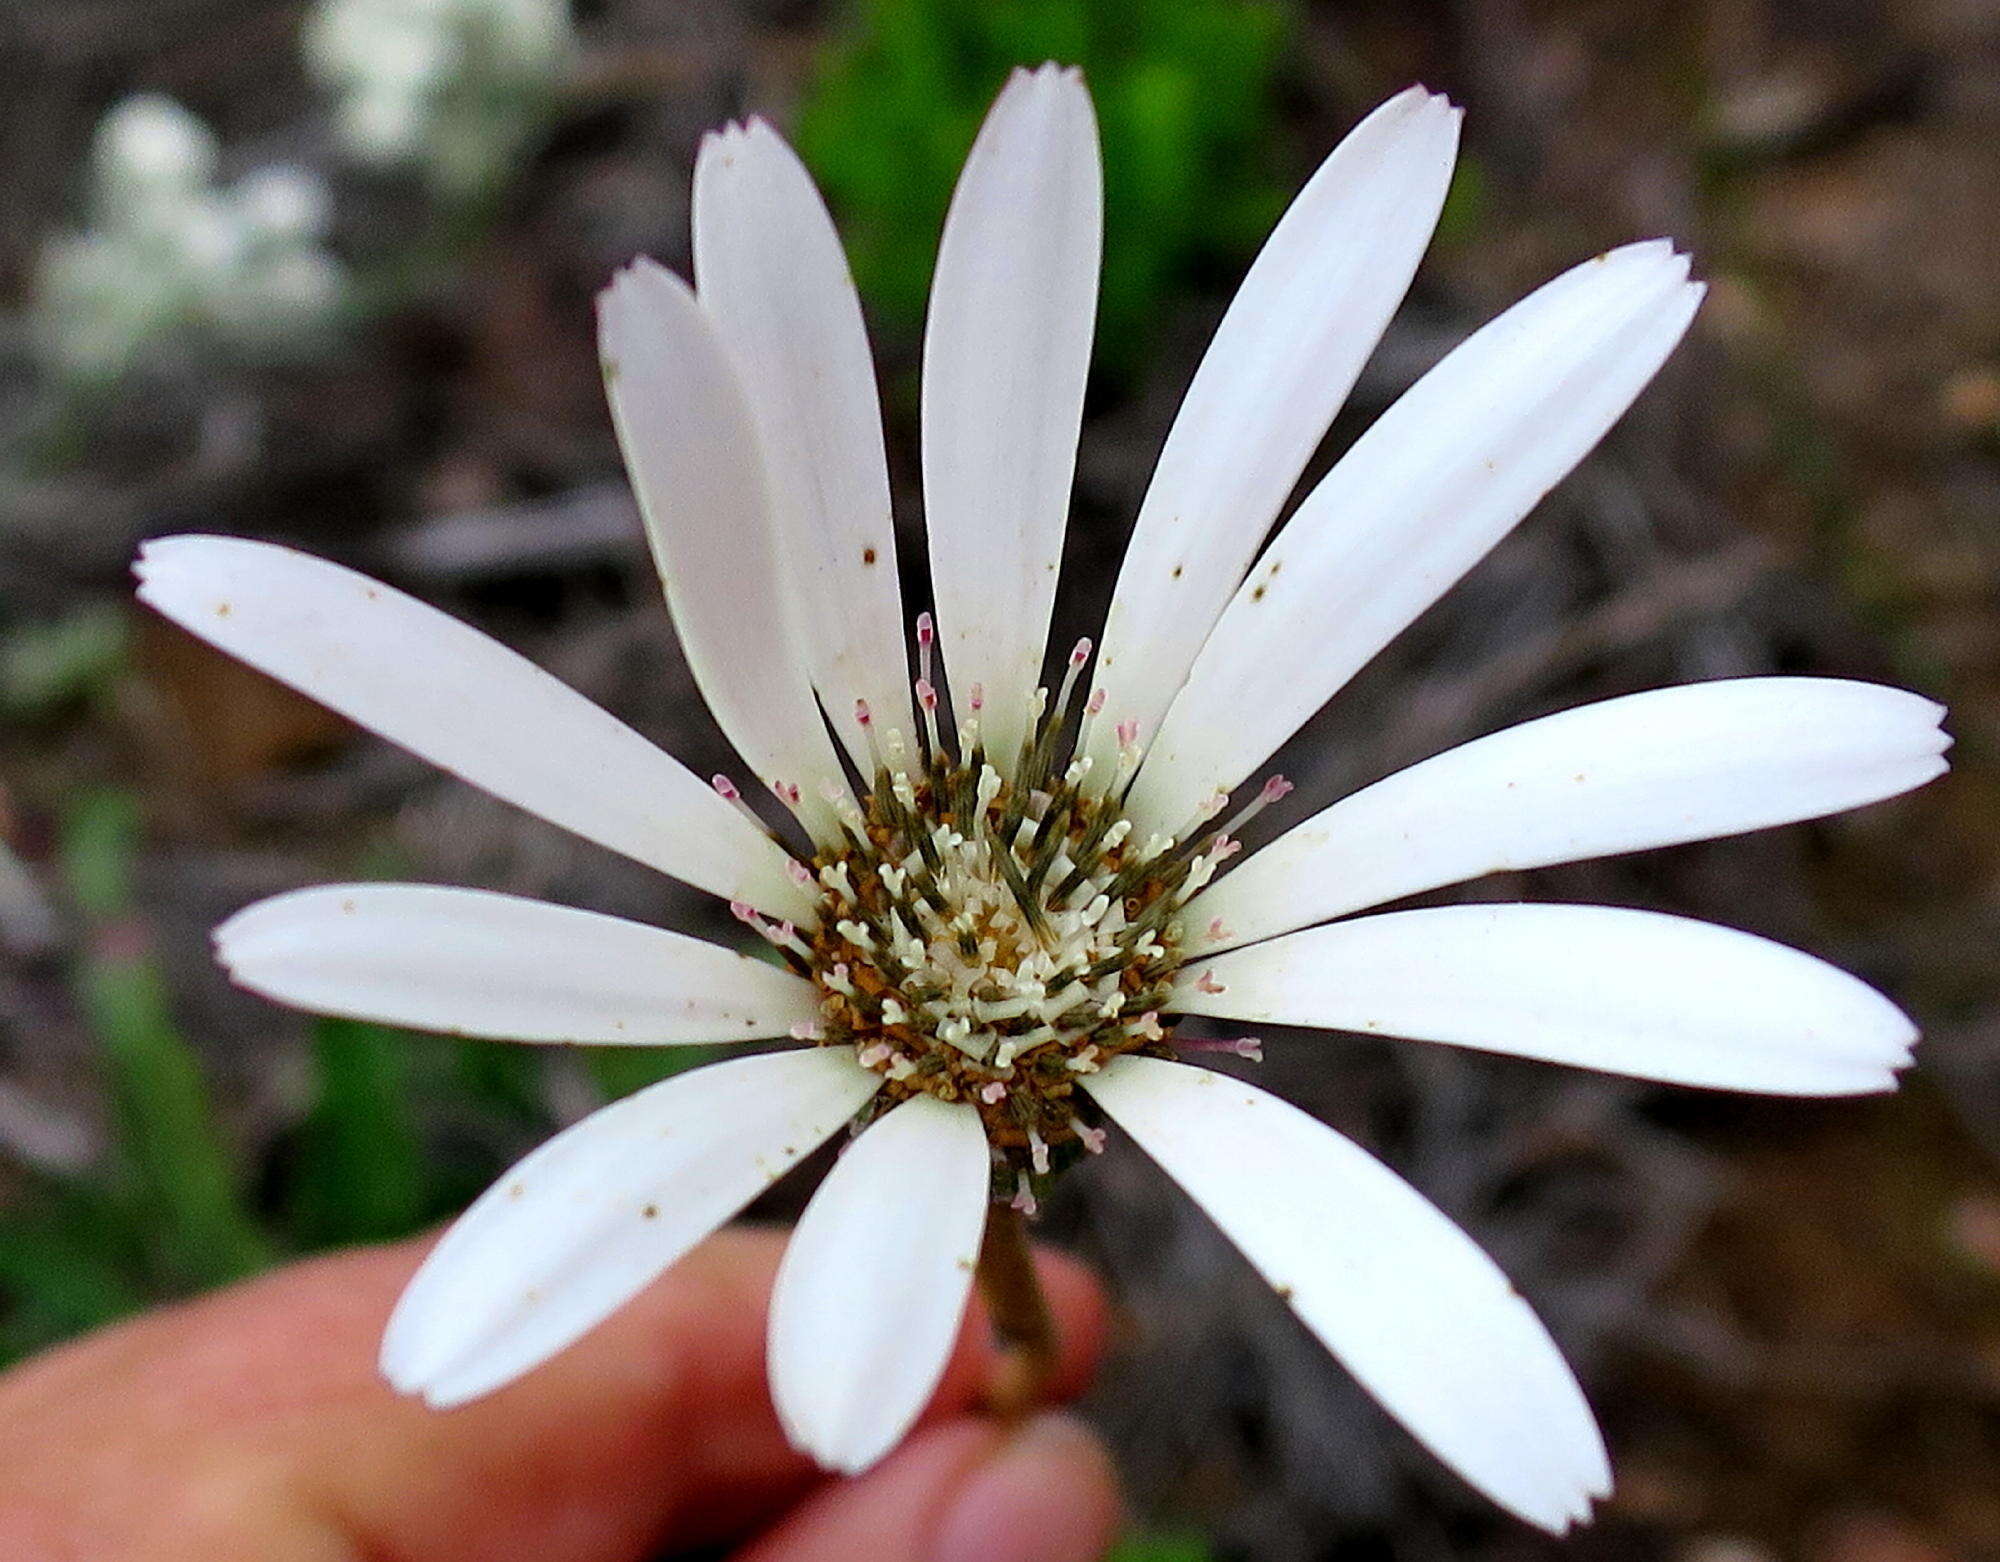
[1032,1247,1112,1398]
[735,1420,1000,1562]
[934,1414,1124,1562]
[737,1414,1123,1562]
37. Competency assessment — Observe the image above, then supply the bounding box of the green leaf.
[583,1044,713,1102]
[60,789,272,1289]
[288,1018,428,1248]
[797,0,1296,373]
[0,605,129,717]
[60,787,137,920]
[451,1032,548,1123]
[78,950,273,1288]
[1108,1530,1215,1562]
[0,1189,148,1365]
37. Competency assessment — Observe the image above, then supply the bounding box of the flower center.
[807,747,1187,1195]
[723,624,1276,1209]
[804,631,1260,1205]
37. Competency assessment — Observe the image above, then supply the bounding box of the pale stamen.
[1179,1035,1263,1062]
[711,773,773,837]
[915,678,944,766]
[855,698,884,775]
[1054,638,1091,724]
[1010,1173,1038,1216]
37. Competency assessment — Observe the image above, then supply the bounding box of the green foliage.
[584,1043,713,1102]
[60,787,139,921]
[287,1018,429,1248]
[1435,151,1490,247]
[62,791,273,1290]
[0,792,279,1362]
[76,952,275,1288]
[1108,1529,1215,1562]
[0,1188,148,1360]
[797,0,1294,373]
[0,606,129,718]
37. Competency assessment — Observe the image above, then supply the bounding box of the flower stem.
[977,1200,1058,1421]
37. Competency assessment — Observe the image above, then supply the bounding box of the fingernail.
[934,1413,1122,1562]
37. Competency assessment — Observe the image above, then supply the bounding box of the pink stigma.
[710,774,740,801]
[968,683,985,711]
[1068,637,1091,668]
[1260,775,1295,804]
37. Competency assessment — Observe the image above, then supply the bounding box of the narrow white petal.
[1087,88,1461,770]
[1128,243,1706,831]
[135,536,814,923]
[1175,903,1917,1095]
[599,259,849,824]
[1086,1056,1608,1531]
[693,120,911,770]
[922,63,1101,764]
[768,1095,989,1473]
[1191,678,1950,952]
[216,883,820,1044]
[381,1048,878,1407]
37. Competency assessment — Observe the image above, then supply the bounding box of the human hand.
[0,1227,1120,1562]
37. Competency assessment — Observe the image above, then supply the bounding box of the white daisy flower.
[134,67,1948,1530]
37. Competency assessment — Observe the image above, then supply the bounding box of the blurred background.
[2,0,1997,1557]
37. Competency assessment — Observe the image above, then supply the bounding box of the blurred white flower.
[34,96,348,383]
[137,71,1948,1528]
[90,94,219,217]
[233,166,335,247]
[305,0,575,196]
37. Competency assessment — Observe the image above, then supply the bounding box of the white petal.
[1175,903,1917,1095]
[768,1095,989,1473]
[381,1048,878,1406]
[1087,88,1461,771]
[216,883,820,1044]
[599,258,849,826]
[922,64,1101,765]
[693,120,912,771]
[1191,678,1950,952]
[134,536,814,923]
[1128,242,1706,831]
[1085,1056,1608,1531]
